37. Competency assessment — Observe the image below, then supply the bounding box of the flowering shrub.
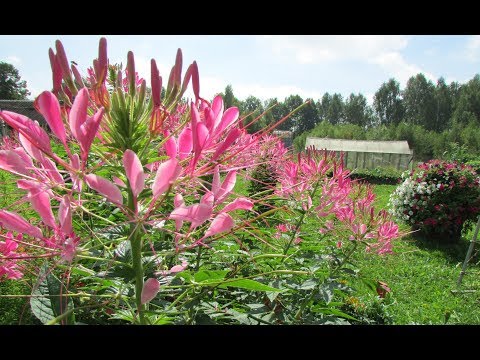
[0,38,402,325]
[389,159,480,239]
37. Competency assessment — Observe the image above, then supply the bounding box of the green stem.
[195,246,202,271]
[127,187,146,325]
[331,241,358,277]
[282,180,321,257]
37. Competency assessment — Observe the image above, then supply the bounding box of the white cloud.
[258,35,437,88]
[465,35,480,62]
[258,35,409,64]
[5,55,21,65]
[371,51,436,86]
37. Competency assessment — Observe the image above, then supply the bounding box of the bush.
[389,160,480,241]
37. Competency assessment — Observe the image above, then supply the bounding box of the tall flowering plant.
[0,38,402,325]
[389,160,480,241]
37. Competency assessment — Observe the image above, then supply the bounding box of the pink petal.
[34,91,67,145]
[28,188,56,229]
[41,157,65,185]
[0,210,42,238]
[13,147,33,169]
[170,261,188,273]
[163,132,177,158]
[152,158,182,198]
[69,88,89,141]
[222,198,254,213]
[122,149,145,198]
[113,176,127,188]
[0,111,52,154]
[79,107,104,160]
[59,196,72,234]
[196,122,209,152]
[85,174,123,205]
[178,127,192,160]
[211,128,241,162]
[0,150,29,175]
[174,193,184,208]
[212,95,224,122]
[211,166,220,196]
[214,107,239,135]
[141,278,161,305]
[200,191,214,207]
[216,170,237,203]
[170,203,212,229]
[204,213,234,238]
[19,133,43,163]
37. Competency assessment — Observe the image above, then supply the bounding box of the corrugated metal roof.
[306,137,412,154]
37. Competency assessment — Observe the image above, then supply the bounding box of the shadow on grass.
[409,229,477,265]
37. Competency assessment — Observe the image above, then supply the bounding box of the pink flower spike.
[97,37,108,84]
[151,59,162,107]
[79,107,105,162]
[141,278,161,305]
[58,196,72,235]
[127,51,136,96]
[152,158,182,198]
[0,210,42,238]
[71,64,85,88]
[191,61,200,101]
[204,213,234,238]
[48,48,62,93]
[174,49,183,88]
[55,40,73,83]
[123,149,145,198]
[222,198,254,213]
[34,91,67,146]
[85,174,123,205]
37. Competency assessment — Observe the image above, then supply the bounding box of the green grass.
[349,185,480,324]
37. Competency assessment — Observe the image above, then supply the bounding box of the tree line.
[220,73,480,160]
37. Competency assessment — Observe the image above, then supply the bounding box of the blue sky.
[1,35,479,105]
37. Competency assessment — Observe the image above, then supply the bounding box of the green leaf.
[194,270,229,283]
[219,279,281,292]
[30,264,75,325]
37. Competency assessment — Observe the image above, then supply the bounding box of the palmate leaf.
[30,264,75,325]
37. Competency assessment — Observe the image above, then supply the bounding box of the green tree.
[373,78,404,126]
[283,94,304,133]
[326,93,344,125]
[0,62,30,100]
[239,95,264,133]
[403,73,436,130]
[452,75,480,126]
[223,84,240,109]
[293,98,318,137]
[344,93,373,128]
[263,98,289,131]
[433,77,453,132]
